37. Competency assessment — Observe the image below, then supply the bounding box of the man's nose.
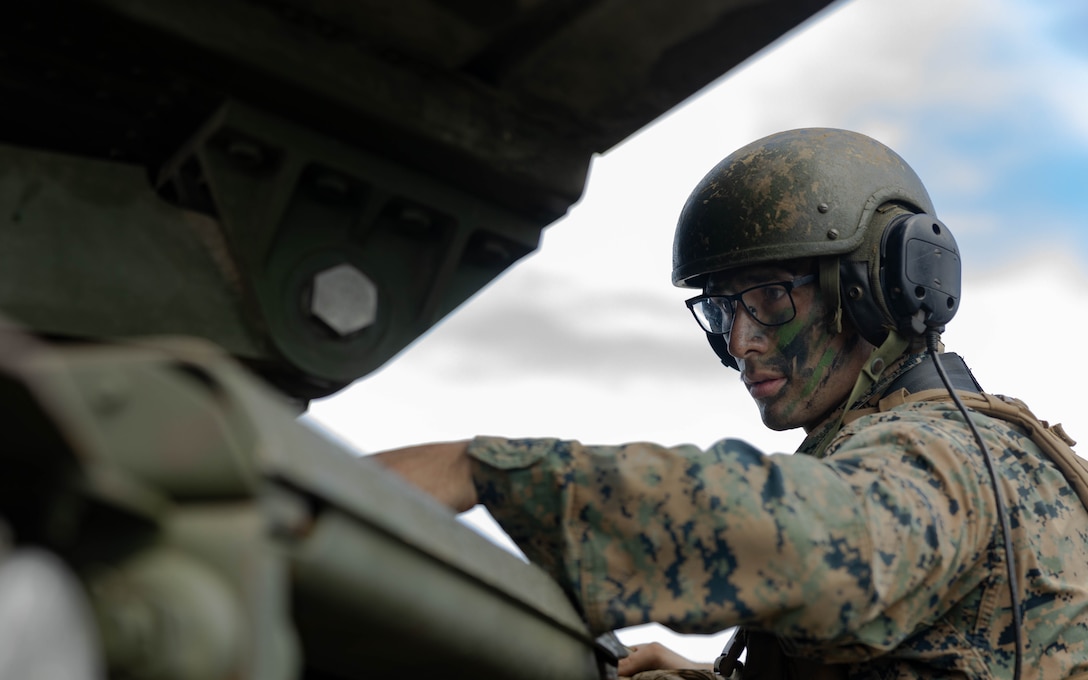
[726,304,766,360]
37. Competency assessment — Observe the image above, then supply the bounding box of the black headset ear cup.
[706,332,738,370]
[840,212,962,345]
[880,213,961,336]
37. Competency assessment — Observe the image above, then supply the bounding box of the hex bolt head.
[310,263,378,337]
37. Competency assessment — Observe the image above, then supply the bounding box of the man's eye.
[757,285,786,303]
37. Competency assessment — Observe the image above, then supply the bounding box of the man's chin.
[757,407,801,432]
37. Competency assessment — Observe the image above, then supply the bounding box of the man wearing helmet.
[375,129,1088,679]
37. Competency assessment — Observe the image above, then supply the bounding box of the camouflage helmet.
[673,128,959,358]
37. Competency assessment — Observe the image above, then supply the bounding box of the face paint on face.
[711,262,874,432]
[777,329,867,428]
[754,299,846,425]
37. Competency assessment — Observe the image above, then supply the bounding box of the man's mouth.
[744,375,787,400]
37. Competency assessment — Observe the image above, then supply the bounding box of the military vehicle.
[0,1,834,677]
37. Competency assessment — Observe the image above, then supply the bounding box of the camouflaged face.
[467,400,1088,679]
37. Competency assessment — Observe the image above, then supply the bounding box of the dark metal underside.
[0,0,834,396]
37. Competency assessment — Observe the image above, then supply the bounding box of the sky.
[307,0,1088,661]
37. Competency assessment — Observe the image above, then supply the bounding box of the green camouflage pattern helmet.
[673,128,958,359]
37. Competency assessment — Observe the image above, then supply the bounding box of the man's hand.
[618,642,712,677]
[371,441,478,513]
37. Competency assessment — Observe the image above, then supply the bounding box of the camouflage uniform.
[467,398,1088,679]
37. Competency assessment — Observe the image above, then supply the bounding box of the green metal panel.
[0,330,603,679]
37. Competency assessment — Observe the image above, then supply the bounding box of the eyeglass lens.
[690,282,799,334]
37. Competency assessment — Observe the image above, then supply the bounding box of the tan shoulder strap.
[875,389,1088,512]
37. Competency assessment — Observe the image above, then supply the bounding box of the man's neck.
[795,347,930,456]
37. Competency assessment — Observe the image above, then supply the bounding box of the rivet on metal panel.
[466,233,514,267]
[312,171,349,199]
[398,206,433,232]
[226,139,265,170]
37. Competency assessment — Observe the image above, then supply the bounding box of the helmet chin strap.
[818,256,843,334]
[809,329,911,457]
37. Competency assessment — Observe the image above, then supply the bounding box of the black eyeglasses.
[685,274,817,335]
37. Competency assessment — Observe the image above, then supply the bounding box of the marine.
[375,128,1088,679]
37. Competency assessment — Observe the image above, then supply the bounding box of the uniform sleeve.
[466,413,996,652]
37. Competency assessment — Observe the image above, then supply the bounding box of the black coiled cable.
[926,330,1022,680]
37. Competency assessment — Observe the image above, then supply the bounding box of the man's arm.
[371,441,478,513]
[373,426,992,652]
